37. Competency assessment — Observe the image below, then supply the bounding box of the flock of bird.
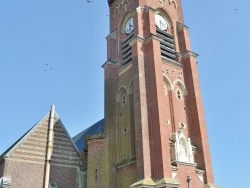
[44,64,52,72]
[43,2,238,72]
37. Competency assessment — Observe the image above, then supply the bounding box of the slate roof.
[72,118,105,152]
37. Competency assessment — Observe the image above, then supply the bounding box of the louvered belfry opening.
[121,32,134,66]
[156,28,176,61]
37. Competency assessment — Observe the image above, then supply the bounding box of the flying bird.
[44,63,53,72]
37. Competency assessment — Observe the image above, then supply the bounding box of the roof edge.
[1,112,50,159]
[56,115,80,155]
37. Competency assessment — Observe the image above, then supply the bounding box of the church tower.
[102,0,219,188]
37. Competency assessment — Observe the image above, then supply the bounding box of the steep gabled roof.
[0,106,80,162]
[72,118,105,152]
[0,113,49,162]
[55,114,80,156]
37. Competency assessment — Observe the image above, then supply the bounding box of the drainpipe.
[44,105,55,188]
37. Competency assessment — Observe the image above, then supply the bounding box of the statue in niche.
[172,130,195,163]
[178,140,188,162]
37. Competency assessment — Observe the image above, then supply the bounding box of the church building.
[0,0,220,188]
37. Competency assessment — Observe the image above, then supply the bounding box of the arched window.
[116,86,135,160]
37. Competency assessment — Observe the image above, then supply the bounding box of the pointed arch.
[116,86,128,102]
[163,74,173,90]
[173,79,188,95]
[128,80,133,94]
[169,0,178,9]
[116,83,135,159]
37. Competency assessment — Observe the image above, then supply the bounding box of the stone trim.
[130,177,180,188]
[196,169,205,174]
[155,178,180,188]
[15,149,45,156]
[176,22,189,32]
[118,63,132,76]
[115,155,136,169]
[182,51,199,60]
[6,158,45,165]
[129,35,145,46]
[106,30,117,40]
[50,162,79,169]
[10,153,45,160]
[204,183,221,188]
[51,154,79,160]
[102,60,117,68]
[172,160,197,167]
[85,134,105,144]
[18,145,46,152]
[51,158,79,165]
[130,178,155,187]
[162,57,183,68]
[143,34,162,45]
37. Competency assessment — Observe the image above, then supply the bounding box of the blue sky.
[0,0,249,187]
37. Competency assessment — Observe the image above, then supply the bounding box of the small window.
[95,169,98,181]
[175,89,183,101]
[122,94,127,106]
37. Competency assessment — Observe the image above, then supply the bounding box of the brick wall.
[117,163,137,188]
[86,135,104,188]
[174,164,204,188]
[0,114,81,188]
[4,159,45,188]
[50,165,78,188]
[103,0,216,187]
[49,120,80,188]
[1,116,49,187]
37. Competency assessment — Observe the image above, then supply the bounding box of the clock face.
[125,18,134,34]
[155,14,168,31]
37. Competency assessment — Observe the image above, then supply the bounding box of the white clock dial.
[155,14,168,31]
[125,18,134,34]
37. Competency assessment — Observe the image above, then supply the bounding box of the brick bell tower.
[102,0,220,188]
